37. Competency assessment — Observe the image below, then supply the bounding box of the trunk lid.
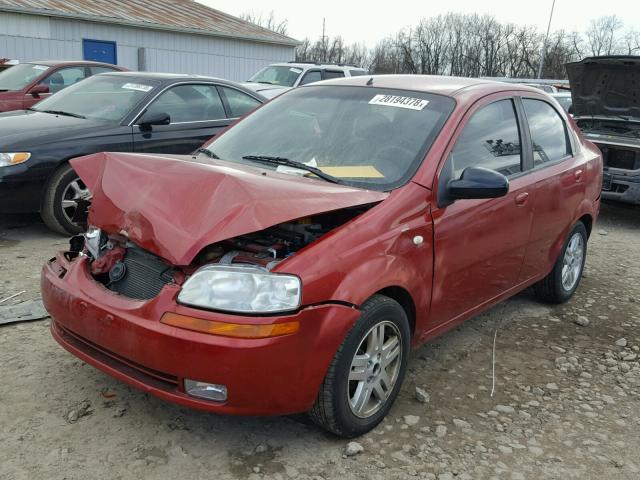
[71,152,388,266]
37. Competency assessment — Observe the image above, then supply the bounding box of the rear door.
[430,95,537,326]
[132,83,230,154]
[517,97,586,281]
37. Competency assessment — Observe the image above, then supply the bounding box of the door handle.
[515,192,529,206]
[575,169,583,182]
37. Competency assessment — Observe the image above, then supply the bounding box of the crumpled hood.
[71,152,388,266]
[566,56,640,118]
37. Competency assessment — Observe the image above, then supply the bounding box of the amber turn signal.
[160,312,299,339]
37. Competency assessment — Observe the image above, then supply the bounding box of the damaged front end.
[71,205,373,313]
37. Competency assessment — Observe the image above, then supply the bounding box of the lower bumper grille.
[54,321,179,390]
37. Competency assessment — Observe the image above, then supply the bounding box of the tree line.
[293,14,639,79]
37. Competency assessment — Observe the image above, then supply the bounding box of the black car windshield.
[204,86,455,190]
[247,65,303,87]
[31,75,159,121]
[0,63,50,91]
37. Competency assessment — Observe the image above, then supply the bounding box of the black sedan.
[0,72,265,234]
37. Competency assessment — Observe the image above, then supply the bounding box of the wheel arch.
[375,286,417,339]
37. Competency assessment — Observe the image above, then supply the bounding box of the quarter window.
[220,87,261,117]
[523,99,571,166]
[451,99,522,178]
[145,84,225,123]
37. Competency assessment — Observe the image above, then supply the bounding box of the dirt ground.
[1,202,639,480]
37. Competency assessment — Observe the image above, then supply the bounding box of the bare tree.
[585,15,624,56]
[240,10,288,36]
[296,13,639,79]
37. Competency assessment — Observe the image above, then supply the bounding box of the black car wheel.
[41,163,91,236]
[308,294,410,437]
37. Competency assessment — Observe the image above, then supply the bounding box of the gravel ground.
[0,202,639,480]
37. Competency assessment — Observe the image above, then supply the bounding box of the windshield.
[0,63,49,91]
[248,66,303,87]
[204,86,455,190]
[31,75,158,121]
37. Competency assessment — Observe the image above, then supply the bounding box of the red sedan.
[42,75,602,437]
[0,60,124,112]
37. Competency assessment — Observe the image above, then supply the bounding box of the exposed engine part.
[194,208,365,271]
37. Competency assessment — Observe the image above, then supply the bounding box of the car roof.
[99,71,228,82]
[96,71,267,99]
[271,62,366,70]
[26,60,119,67]
[306,74,543,98]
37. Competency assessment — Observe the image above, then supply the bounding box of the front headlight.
[178,264,301,314]
[0,152,31,167]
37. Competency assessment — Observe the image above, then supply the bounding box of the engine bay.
[76,207,368,300]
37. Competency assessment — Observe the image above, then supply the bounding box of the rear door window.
[450,99,522,178]
[90,66,119,76]
[220,87,261,117]
[523,99,571,166]
[323,70,345,80]
[145,84,226,123]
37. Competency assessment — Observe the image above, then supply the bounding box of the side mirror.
[138,111,170,129]
[30,84,49,97]
[448,166,509,200]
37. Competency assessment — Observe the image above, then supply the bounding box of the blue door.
[83,39,117,65]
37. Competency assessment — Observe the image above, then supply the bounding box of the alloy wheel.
[561,232,584,291]
[61,177,91,225]
[348,320,403,418]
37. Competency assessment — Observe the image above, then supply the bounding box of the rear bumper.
[42,253,359,416]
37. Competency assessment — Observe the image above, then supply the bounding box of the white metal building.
[0,0,298,81]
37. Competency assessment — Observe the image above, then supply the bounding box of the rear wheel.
[41,163,91,236]
[534,222,588,303]
[308,294,410,437]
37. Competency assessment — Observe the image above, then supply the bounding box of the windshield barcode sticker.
[122,83,153,92]
[369,94,429,110]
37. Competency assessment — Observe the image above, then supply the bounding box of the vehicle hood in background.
[241,82,290,99]
[0,110,111,147]
[566,56,640,119]
[71,153,388,266]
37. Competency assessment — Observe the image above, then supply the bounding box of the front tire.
[41,163,91,236]
[534,222,588,303]
[308,295,410,437]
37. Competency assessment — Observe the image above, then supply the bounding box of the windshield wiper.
[38,109,86,119]
[242,155,341,184]
[193,147,220,159]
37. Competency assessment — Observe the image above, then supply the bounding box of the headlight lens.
[0,152,31,167]
[178,264,301,314]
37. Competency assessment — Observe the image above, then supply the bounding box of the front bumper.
[601,170,640,205]
[42,253,359,416]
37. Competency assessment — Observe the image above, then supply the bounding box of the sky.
[197,0,640,46]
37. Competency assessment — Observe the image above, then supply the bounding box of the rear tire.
[308,294,410,437]
[41,163,89,236]
[534,222,588,303]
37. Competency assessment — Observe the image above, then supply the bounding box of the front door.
[430,97,536,326]
[132,83,231,155]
